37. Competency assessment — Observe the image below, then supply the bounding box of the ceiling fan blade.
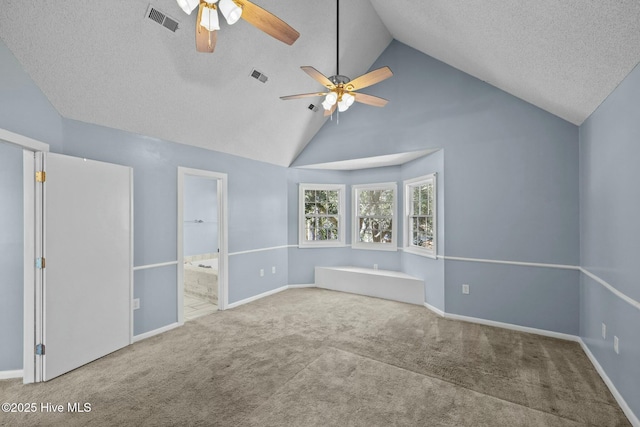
[301,66,335,90]
[235,0,300,45]
[345,66,393,91]
[195,3,216,53]
[280,92,327,100]
[353,92,389,107]
[324,103,337,117]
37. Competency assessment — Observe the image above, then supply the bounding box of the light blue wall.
[293,40,580,334]
[0,39,64,372]
[287,165,406,284]
[0,41,64,151]
[0,33,294,365]
[0,141,24,370]
[61,119,291,327]
[287,168,352,284]
[6,34,636,423]
[183,175,218,257]
[579,61,640,420]
[401,150,445,311]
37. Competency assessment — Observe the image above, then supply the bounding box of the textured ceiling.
[1,1,639,167]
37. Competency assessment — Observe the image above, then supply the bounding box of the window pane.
[304,190,315,203]
[328,227,338,240]
[426,217,434,237]
[380,189,394,203]
[320,228,327,240]
[420,185,429,215]
[327,201,338,215]
[359,217,372,242]
[319,217,331,230]
[425,236,434,250]
[379,203,393,215]
[412,187,420,215]
[305,216,316,240]
[305,203,316,215]
[404,178,435,251]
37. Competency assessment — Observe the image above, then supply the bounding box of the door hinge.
[36,257,46,269]
[35,343,45,355]
[35,171,46,182]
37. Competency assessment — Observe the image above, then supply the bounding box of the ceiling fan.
[280,0,392,116]
[175,0,300,53]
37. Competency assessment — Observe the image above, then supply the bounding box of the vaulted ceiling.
[1,1,639,167]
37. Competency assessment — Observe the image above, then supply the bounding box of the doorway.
[177,167,228,322]
[3,127,132,384]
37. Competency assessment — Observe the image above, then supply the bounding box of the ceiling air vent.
[146,5,179,32]
[250,69,268,83]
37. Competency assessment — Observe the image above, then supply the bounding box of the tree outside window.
[352,183,397,250]
[404,174,436,258]
[299,184,345,247]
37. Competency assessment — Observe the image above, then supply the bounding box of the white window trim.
[403,173,437,259]
[298,183,346,248]
[352,182,398,251]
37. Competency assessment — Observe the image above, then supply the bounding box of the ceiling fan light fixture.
[200,4,220,31]
[337,93,355,112]
[343,92,355,107]
[219,0,242,25]
[325,92,338,106]
[176,0,200,14]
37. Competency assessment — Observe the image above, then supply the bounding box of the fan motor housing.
[329,75,351,85]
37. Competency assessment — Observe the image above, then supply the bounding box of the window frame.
[403,173,437,259]
[351,182,398,251]
[298,183,346,248]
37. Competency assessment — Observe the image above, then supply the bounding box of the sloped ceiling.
[1,1,639,167]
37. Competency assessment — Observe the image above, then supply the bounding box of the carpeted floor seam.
[325,345,596,426]
[239,349,331,424]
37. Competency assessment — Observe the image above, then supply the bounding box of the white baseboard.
[227,284,317,309]
[132,322,181,343]
[287,283,316,289]
[579,339,639,427]
[0,369,23,380]
[228,285,290,309]
[438,312,636,425]
[443,312,581,343]
[423,301,445,317]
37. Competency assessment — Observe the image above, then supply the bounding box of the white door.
[40,153,132,381]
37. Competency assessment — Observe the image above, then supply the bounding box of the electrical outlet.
[133,298,140,310]
[462,284,470,294]
[601,323,606,339]
[260,269,264,277]
[614,336,619,354]
[272,266,276,274]
[373,264,378,270]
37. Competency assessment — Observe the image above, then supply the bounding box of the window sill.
[403,246,437,259]
[351,243,398,252]
[298,242,348,249]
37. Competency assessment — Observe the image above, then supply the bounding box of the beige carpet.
[0,288,631,426]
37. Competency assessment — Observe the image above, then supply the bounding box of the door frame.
[177,167,229,321]
[0,128,49,384]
